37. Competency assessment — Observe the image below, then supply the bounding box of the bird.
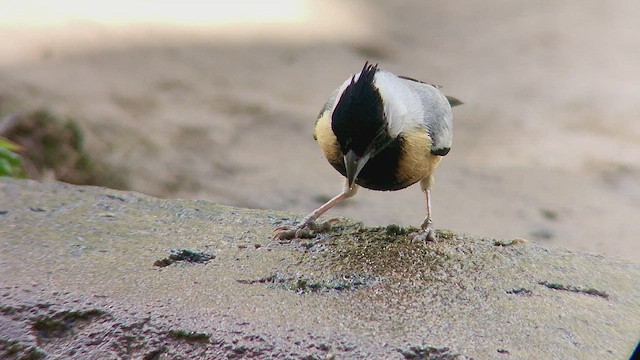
[274,62,461,241]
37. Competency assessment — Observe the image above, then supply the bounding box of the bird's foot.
[408,227,436,243]
[410,216,436,243]
[273,219,338,241]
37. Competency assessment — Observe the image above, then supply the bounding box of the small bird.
[275,62,461,241]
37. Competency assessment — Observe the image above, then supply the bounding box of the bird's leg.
[420,189,435,239]
[409,176,436,242]
[274,180,358,240]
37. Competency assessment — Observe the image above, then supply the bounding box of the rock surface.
[1,179,639,359]
[3,1,640,260]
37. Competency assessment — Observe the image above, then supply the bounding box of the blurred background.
[1,0,639,260]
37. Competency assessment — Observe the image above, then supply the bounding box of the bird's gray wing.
[398,76,456,156]
[398,75,463,108]
[397,75,441,88]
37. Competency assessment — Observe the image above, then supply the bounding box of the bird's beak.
[344,150,370,189]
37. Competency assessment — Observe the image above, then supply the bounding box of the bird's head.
[331,62,389,188]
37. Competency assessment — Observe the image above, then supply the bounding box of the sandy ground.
[1,0,639,260]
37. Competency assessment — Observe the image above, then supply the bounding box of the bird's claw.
[272,227,298,241]
[408,227,436,243]
[273,219,338,241]
[272,225,315,241]
[273,226,313,240]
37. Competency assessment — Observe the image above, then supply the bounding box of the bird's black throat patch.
[331,62,386,157]
[329,135,413,191]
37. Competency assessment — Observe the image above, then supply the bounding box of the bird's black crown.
[331,62,386,157]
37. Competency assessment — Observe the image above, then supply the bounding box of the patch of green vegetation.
[435,229,456,240]
[253,223,469,294]
[32,318,69,338]
[493,238,526,247]
[236,274,278,285]
[506,287,532,295]
[383,224,409,236]
[64,309,107,320]
[318,223,458,283]
[0,339,45,360]
[2,109,128,189]
[168,329,210,342]
[0,137,24,177]
[538,281,609,299]
[289,274,376,293]
[398,345,461,359]
[154,248,215,267]
[32,309,107,339]
[237,272,376,294]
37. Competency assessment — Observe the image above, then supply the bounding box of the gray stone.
[1,178,638,359]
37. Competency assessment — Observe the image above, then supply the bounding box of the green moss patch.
[32,309,107,339]
[154,248,215,267]
[168,329,211,342]
[398,345,462,359]
[2,109,127,188]
[538,281,609,299]
[315,223,462,284]
[237,272,377,294]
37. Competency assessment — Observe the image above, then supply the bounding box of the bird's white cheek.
[384,108,412,138]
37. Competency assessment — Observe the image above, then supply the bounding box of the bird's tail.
[446,96,464,107]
